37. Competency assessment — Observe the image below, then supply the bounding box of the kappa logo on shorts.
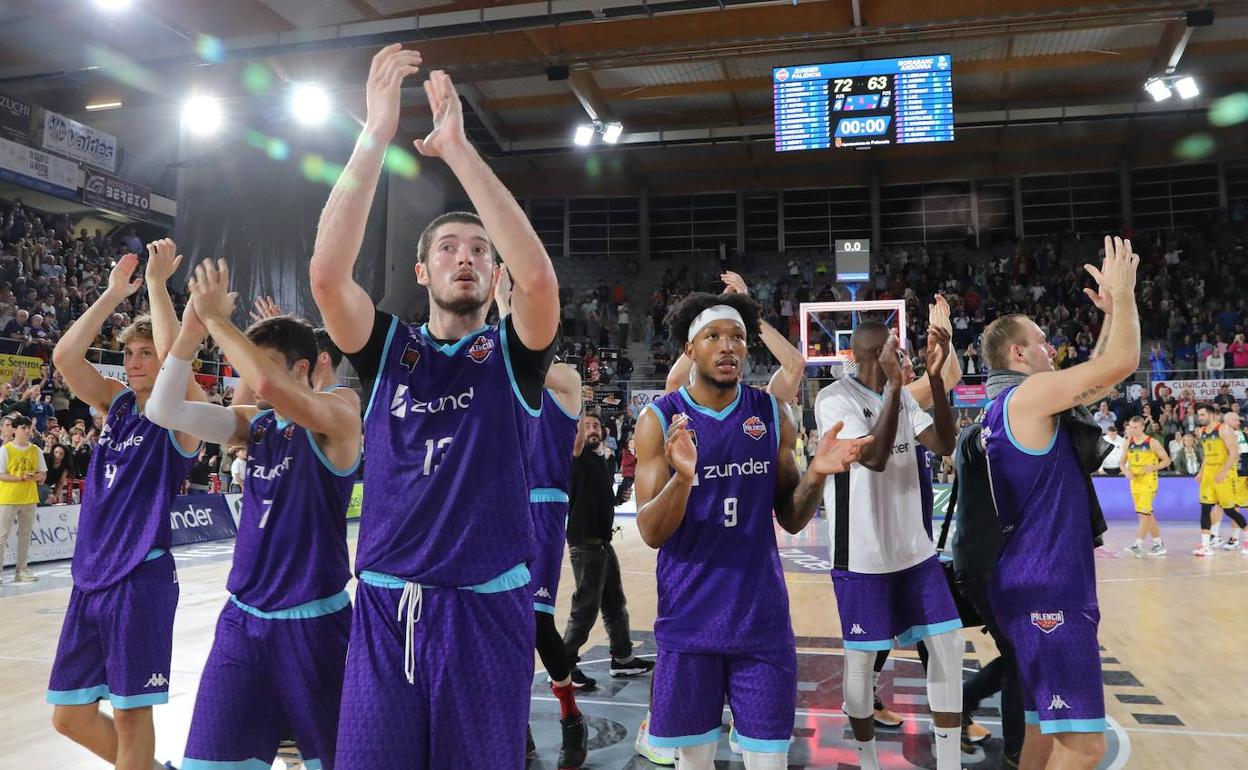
[535,587,552,599]
[1030,611,1065,634]
[742,415,767,440]
[400,342,422,371]
[1049,694,1070,710]
[849,623,866,635]
[467,335,495,363]
[145,673,168,688]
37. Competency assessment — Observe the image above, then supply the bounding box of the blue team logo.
[1030,610,1064,634]
[400,343,421,371]
[467,335,495,364]
[742,415,767,440]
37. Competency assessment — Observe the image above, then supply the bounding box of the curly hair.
[665,292,762,346]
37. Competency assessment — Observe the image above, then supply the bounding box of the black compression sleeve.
[503,314,556,412]
[345,310,394,398]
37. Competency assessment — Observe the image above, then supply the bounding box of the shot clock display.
[773,55,954,151]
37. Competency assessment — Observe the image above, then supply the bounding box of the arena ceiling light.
[290,82,330,126]
[85,101,123,112]
[1174,75,1200,100]
[1144,77,1172,102]
[601,121,623,144]
[573,124,595,146]
[94,0,132,9]
[182,95,223,136]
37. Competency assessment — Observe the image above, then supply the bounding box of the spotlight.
[182,95,223,136]
[290,83,330,126]
[574,124,595,146]
[602,122,623,144]
[1144,77,1171,102]
[1174,75,1200,100]
[85,101,123,112]
[94,0,131,10]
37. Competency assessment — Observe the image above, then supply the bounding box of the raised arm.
[310,45,423,354]
[143,238,184,359]
[415,69,559,350]
[664,353,692,394]
[233,296,286,406]
[146,298,252,447]
[193,259,362,461]
[855,335,907,472]
[1011,237,1140,420]
[908,294,962,409]
[51,254,140,413]
[718,270,806,402]
[634,408,695,549]
[545,361,583,418]
[916,326,957,456]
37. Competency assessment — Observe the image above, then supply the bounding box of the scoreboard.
[773,55,954,151]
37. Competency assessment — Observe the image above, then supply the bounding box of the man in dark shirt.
[562,411,653,689]
[950,422,1023,764]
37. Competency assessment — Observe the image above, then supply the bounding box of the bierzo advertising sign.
[83,167,150,220]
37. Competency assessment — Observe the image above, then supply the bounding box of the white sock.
[676,742,716,770]
[855,739,881,770]
[933,723,961,770]
[1133,538,1143,548]
[1202,532,1211,548]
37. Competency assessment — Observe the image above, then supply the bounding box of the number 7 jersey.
[646,385,792,653]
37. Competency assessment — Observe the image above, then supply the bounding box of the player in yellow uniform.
[1194,404,1248,557]
[1120,416,1170,557]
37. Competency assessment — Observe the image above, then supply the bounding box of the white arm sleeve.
[147,354,239,445]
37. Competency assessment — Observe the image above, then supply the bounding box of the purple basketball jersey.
[647,386,793,653]
[72,389,198,592]
[528,389,579,492]
[227,406,357,611]
[359,318,535,586]
[983,386,1097,609]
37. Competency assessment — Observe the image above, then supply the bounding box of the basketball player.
[979,236,1140,769]
[663,271,805,402]
[496,268,588,769]
[233,295,343,401]
[1121,415,1169,557]
[47,243,200,770]
[309,46,560,769]
[145,258,360,770]
[1226,411,1248,520]
[814,321,960,770]
[634,292,871,770]
[1193,404,1248,556]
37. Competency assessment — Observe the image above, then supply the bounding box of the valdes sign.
[41,109,118,172]
[83,167,150,220]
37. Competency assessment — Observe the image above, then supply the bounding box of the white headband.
[687,304,747,342]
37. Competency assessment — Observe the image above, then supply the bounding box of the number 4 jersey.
[72,389,199,592]
[646,385,792,653]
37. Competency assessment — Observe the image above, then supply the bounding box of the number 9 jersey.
[646,385,792,653]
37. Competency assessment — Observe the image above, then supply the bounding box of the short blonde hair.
[117,315,153,345]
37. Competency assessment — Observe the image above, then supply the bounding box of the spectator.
[1172,433,1202,476]
[43,444,74,505]
[188,449,214,494]
[1099,425,1126,475]
[615,353,633,383]
[1230,333,1248,374]
[229,447,247,493]
[69,428,91,472]
[615,437,636,504]
[0,414,45,582]
[1094,401,1117,434]
[1207,345,1227,379]
[961,343,981,379]
[1149,342,1172,381]
[616,303,630,347]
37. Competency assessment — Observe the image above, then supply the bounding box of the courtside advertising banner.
[3,503,78,567]
[169,493,238,546]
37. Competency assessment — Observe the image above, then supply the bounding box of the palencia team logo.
[399,342,421,371]
[742,415,767,440]
[283,424,296,440]
[252,425,267,443]
[1030,610,1064,634]
[467,335,495,363]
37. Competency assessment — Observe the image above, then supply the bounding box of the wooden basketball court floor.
[2,516,1246,769]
